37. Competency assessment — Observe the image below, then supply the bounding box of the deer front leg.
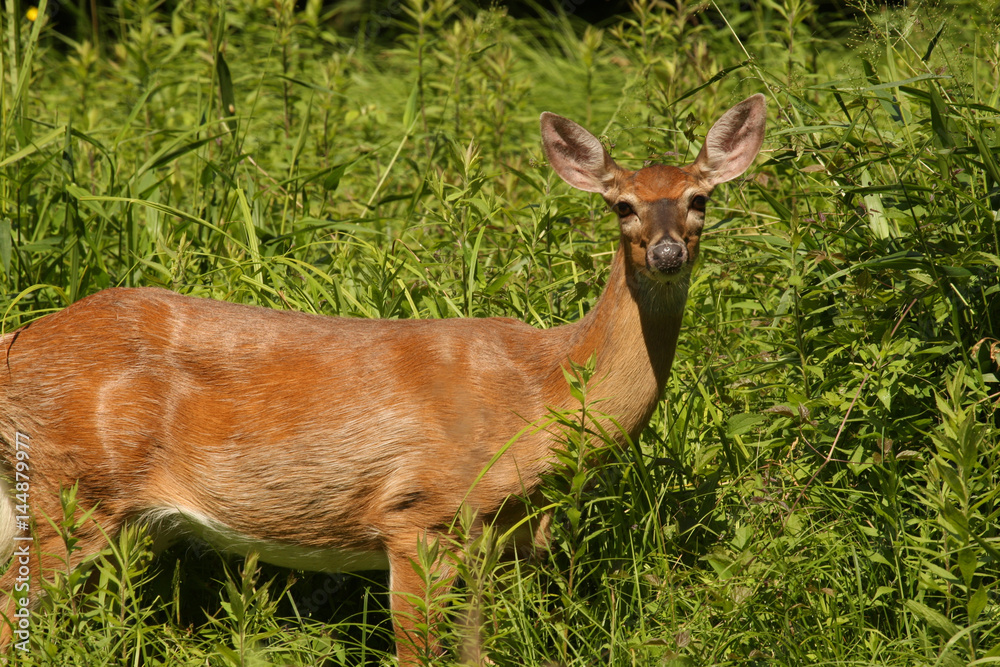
[388,534,456,666]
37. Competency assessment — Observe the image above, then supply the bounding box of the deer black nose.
[647,241,687,274]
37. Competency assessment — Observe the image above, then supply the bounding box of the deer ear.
[693,93,767,187]
[540,112,619,195]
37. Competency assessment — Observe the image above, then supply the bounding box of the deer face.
[540,95,767,290]
[604,164,708,285]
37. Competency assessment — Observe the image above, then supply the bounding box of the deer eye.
[612,201,634,217]
[691,195,708,213]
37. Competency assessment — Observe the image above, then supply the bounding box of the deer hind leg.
[0,492,121,651]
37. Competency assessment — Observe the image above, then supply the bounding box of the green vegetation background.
[1,0,998,664]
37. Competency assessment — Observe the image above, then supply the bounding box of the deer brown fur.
[0,94,765,663]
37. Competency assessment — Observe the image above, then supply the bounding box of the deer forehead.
[614,164,699,204]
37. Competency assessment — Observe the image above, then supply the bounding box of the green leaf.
[403,77,420,132]
[217,49,237,132]
[672,60,748,106]
[755,182,792,221]
[237,188,262,281]
[860,168,890,239]
[904,600,960,639]
[466,225,486,310]
[922,21,946,62]
[291,95,314,167]
[957,547,977,589]
[214,644,241,666]
[968,585,988,623]
[929,85,955,149]
[0,218,11,276]
[146,136,221,172]
[0,125,65,168]
[969,122,1000,188]
[726,413,764,437]
[702,551,736,579]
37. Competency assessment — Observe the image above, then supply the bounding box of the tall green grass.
[1,0,998,664]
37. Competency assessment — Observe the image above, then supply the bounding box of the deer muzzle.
[647,240,688,274]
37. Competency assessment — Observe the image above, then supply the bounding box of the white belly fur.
[140,506,390,572]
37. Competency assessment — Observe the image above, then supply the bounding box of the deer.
[0,94,765,663]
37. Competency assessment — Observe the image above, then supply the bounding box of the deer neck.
[556,244,688,441]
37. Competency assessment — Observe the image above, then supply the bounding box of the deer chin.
[632,267,691,315]
[638,263,693,286]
